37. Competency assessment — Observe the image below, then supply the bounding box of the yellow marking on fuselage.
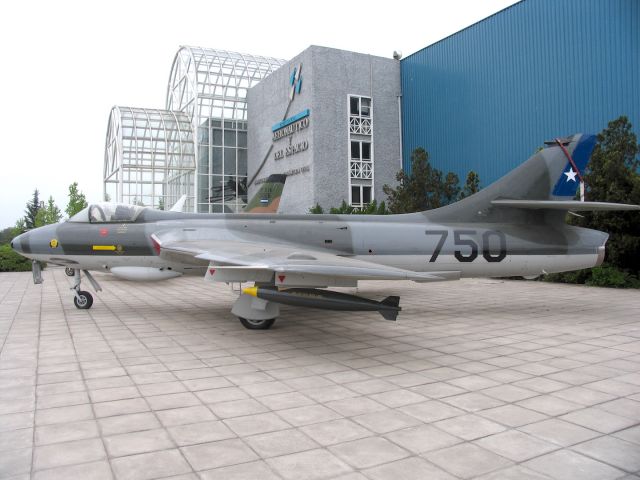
[92,245,116,251]
[242,287,258,297]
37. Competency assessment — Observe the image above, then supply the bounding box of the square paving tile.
[364,456,456,480]
[560,407,638,434]
[267,448,353,480]
[244,428,319,457]
[424,443,513,479]
[103,428,174,457]
[524,449,625,480]
[180,438,258,471]
[111,449,192,480]
[385,424,461,453]
[572,435,640,472]
[519,418,601,447]
[299,418,372,446]
[474,430,559,462]
[328,436,409,469]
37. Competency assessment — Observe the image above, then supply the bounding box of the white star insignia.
[564,169,578,182]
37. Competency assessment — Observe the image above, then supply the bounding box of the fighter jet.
[11,134,639,329]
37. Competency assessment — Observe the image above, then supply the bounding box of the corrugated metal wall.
[400,0,640,186]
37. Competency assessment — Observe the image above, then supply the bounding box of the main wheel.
[238,317,275,330]
[65,267,75,277]
[73,291,93,309]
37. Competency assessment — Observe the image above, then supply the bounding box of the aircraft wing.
[153,235,460,286]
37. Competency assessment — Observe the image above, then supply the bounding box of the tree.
[329,201,356,214]
[66,182,88,218]
[24,189,41,229]
[0,227,15,245]
[157,197,165,211]
[443,172,461,205]
[459,171,481,199]
[308,199,388,215]
[571,116,640,276]
[12,219,26,238]
[308,204,324,214]
[383,147,463,213]
[35,196,62,227]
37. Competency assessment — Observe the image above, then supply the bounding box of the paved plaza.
[1,268,640,480]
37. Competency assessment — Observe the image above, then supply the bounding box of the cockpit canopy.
[68,203,147,223]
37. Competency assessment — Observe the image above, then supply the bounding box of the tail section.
[244,174,287,214]
[424,133,637,222]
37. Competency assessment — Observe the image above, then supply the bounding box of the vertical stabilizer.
[424,133,597,223]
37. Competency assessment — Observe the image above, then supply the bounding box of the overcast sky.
[0,0,519,229]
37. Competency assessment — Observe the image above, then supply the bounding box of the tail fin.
[244,174,287,214]
[425,133,603,223]
[378,296,401,321]
[380,296,400,308]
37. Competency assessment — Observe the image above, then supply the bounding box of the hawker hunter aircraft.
[11,134,639,329]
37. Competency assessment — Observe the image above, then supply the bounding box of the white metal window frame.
[347,94,374,208]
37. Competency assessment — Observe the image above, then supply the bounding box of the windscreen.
[87,203,146,223]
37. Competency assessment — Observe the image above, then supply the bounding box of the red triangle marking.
[209,268,216,276]
[278,275,286,283]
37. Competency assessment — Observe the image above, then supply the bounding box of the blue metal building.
[400,0,640,186]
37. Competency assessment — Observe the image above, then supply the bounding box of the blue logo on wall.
[289,64,302,100]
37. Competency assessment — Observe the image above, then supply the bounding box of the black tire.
[73,291,93,309]
[238,317,275,330]
[65,267,75,277]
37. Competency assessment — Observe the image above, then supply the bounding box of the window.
[361,98,371,117]
[362,142,371,160]
[351,186,361,204]
[350,141,371,161]
[350,186,372,207]
[349,96,371,117]
[351,141,360,159]
[350,97,359,116]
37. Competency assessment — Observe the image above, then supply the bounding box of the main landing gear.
[232,291,278,330]
[71,269,102,310]
[238,318,276,330]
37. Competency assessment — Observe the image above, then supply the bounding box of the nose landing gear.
[71,270,102,310]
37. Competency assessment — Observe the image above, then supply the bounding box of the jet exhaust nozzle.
[242,287,401,321]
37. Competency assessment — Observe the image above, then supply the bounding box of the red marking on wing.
[278,275,286,283]
[150,236,161,255]
[99,228,108,237]
[209,268,216,276]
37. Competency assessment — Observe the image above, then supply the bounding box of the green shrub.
[0,244,31,272]
[586,266,640,288]
[542,265,639,289]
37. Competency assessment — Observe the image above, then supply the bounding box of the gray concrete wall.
[248,46,401,214]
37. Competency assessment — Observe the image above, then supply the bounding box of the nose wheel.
[71,269,102,310]
[73,291,93,309]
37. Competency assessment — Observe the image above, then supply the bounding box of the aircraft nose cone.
[11,234,24,253]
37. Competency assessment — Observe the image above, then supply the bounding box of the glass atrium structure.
[103,47,285,212]
[166,47,286,212]
[104,107,194,209]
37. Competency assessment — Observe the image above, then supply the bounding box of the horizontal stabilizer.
[491,199,640,211]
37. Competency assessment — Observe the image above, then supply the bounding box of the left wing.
[152,235,460,287]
